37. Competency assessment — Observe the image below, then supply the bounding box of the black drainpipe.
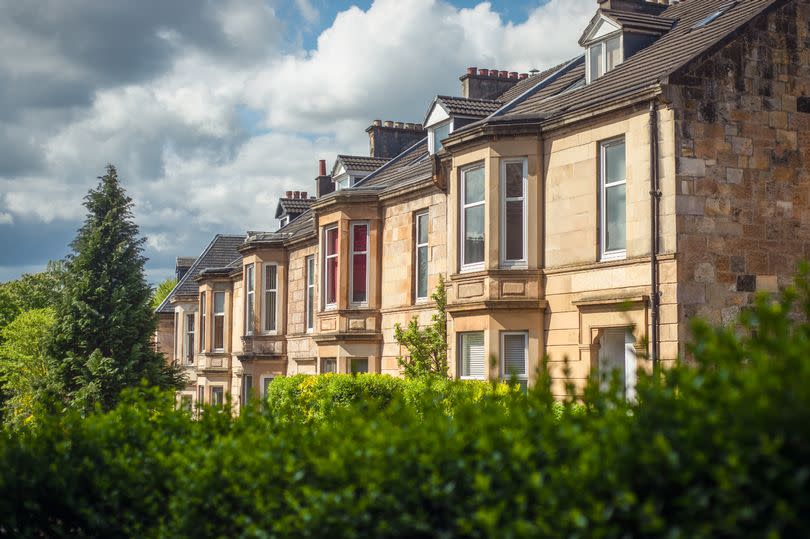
[649,101,661,371]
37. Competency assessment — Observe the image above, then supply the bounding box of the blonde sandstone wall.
[286,242,318,374]
[379,188,447,375]
[542,107,679,393]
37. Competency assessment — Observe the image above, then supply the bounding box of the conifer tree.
[48,165,183,411]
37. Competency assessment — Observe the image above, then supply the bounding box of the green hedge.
[2,273,810,537]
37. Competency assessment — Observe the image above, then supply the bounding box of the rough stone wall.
[672,0,810,352]
[379,189,448,375]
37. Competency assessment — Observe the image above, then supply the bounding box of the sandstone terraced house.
[157,0,810,409]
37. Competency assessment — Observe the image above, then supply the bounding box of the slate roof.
[176,256,196,267]
[435,95,502,117]
[498,0,783,122]
[155,234,245,313]
[581,9,676,44]
[496,59,573,103]
[354,138,432,190]
[278,209,316,242]
[336,155,391,172]
[275,197,314,218]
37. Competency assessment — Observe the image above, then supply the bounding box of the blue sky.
[0,0,593,284]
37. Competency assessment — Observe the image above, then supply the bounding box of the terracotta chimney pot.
[318,159,326,176]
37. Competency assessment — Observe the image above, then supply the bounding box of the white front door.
[598,328,637,400]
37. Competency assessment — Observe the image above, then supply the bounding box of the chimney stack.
[286,190,293,199]
[366,120,426,159]
[460,67,525,100]
[315,158,334,198]
[597,0,669,14]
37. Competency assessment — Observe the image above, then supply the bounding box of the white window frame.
[500,331,528,384]
[460,163,486,273]
[306,255,315,332]
[414,211,430,301]
[599,138,627,261]
[173,311,179,362]
[500,158,529,268]
[428,119,453,155]
[245,264,255,336]
[260,375,275,398]
[185,313,195,365]
[262,263,278,334]
[279,215,290,228]
[458,331,486,380]
[213,291,226,352]
[350,222,369,306]
[586,33,623,84]
[323,226,338,310]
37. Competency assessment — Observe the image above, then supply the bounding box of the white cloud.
[0,212,13,225]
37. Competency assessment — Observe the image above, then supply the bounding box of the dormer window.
[429,121,452,155]
[587,35,622,83]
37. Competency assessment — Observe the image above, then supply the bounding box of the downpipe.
[649,101,661,371]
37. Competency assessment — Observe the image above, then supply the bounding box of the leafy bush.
[2,271,810,537]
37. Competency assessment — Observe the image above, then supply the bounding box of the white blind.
[461,333,485,378]
[503,333,527,377]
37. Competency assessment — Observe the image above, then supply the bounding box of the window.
[245,264,255,336]
[324,226,338,308]
[279,215,290,228]
[459,332,486,379]
[262,376,274,397]
[430,121,452,154]
[198,385,204,406]
[322,358,337,373]
[501,332,528,390]
[180,394,192,413]
[598,328,637,401]
[242,374,253,406]
[173,312,179,362]
[335,176,350,191]
[351,223,368,304]
[264,264,278,333]
[306,256,315,331]
[501,159,528,267]
[210,386,224,407]
[415,211,429,300]
[185,313,195,365]
[461,164,486,271]
[200,292,206,352]
[213,292,225,351]
[588,35,622,83]
[350,358,369,374]
[692,3,735,29]
[600,138,627,260]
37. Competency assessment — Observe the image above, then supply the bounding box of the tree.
[48,165,183,412]
[0,308,60,429]
[151,277,178,310]
[394,275,449,377]
[0,261,64,338]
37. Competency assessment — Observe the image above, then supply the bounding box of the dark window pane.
[214,317,224,349]
[326,228,338,256]
[417,245,428,298]
[505,200,524,261]
[327,258,337,304]
[353,225,367,252]
[505,163,523,198]
[352,253,367,302]
[606,183,626,251]
[464,205,485,265]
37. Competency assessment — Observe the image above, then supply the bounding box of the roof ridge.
[352,136,428,188]
[436,94,501,103]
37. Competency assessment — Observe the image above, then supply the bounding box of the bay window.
[501,332,528,390]
[600,138,627,260]
[306,256,315,331]
[264,264,277,333]
[245,264,255,335]
[501,159,528,267]
[461,164,485,271]
[324,226,338,309]
[415,211,429,300]
[459,332,485,380]
[213,292,225,351]
[351,223,368,304]
[185,313,195,365]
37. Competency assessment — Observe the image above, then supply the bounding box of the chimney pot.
[394,121,404,128]
[318,159,326,176]
[467,67,477,75]
[509,71,518,79]
[415,123,422,130]
[285,191,293,199]
[405,122,413,129]
[498,70,508,78]
[372,119,382,127]
[519,73,528,80]
[384,120,394,127]
[478,68,488,76]
[489,68,498,77]
[301,191,307,199]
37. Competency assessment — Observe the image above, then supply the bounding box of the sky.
[0,0,594,284]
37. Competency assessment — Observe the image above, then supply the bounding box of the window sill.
[600,250,626,262]
[460,376,487,381]
[460,263,485,274]
[500,261,528,270]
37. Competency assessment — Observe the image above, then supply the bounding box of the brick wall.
[672,0,810,351]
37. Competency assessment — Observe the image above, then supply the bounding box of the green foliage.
[3,270,810,536]
[394,275,449,377]
[47,165,183,412]
[0,309,61,429]
[151,277,178,310]
[0,262,64,338]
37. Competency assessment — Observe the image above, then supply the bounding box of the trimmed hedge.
[2,272,810,537]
